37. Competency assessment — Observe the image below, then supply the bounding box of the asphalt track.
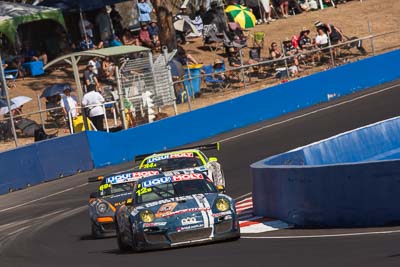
[1,80,400,267]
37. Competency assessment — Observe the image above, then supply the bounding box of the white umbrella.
[174,19,200,35]
[0,96,32,115]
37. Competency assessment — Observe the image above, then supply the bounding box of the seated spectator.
[283,39,302,70]
[213,59,241,84]
[298,27,318,64]
[314,27,330,62]
[139,23,155,48]
[79,15,94,39]
[22,42,48,65]
[101,56,115,81]
[269,41,283,60]
[79,37,96,51]
[147,21,161,50]
[122,29,141,46]
[227,47,241,67]
[109,34,123,47]
[174,45,199,66]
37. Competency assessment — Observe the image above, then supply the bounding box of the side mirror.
[209,157,218,162]
[217,185,225,192]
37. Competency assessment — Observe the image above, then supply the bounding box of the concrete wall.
[251,116,400,227]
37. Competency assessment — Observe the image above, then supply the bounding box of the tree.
[153,0,177,52]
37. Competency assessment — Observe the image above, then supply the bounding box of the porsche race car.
[88,169,160,238]
[136,143,225,189]
[115,170,240,251]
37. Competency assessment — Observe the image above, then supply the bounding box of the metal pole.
[281,42,290,79]
[184,59,193,111]
[116,65,127,130]
[368,20,375,56]
[37,94,45,130]
[79,9,90,50]
[162,46,178,115]
[239,48,246,88]
[328,37,335,66]
[0,53,18,147]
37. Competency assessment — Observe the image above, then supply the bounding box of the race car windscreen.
[135,176,217,205]
[142,156,203,171]
[98,182,134,197]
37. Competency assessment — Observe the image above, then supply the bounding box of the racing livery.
[88,169,160,238]
[136,143,225,189]
[115,171,240,251]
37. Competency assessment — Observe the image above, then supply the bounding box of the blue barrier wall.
[251,116,400,227]
[1,50,400,195]
[89,50,400,167]
[0,133,93,194]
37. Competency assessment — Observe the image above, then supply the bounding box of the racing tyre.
[116,225,131,252]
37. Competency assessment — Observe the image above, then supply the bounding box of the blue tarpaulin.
[38,0,131,12]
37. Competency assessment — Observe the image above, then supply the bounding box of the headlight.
[140,210,155,223]
[215,198,230,212]
[96,203,108,214]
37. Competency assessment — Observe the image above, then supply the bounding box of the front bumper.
[134,219,240,250]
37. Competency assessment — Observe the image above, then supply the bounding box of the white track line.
[0,183,88,214]
[241,229,400,239]
[218,83,400,143]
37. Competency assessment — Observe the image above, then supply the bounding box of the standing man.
[95,7,113,46]
[83,62,100,93]
[82,84,105,131]
[137,0,153,25]
[60,87,79,131]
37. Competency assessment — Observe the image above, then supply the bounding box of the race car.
[115,171,240,252]
[135,143,225,189]
[88,169,160,238]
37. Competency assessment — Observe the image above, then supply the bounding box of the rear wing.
[87,168,161,183]
[134,142,220,162]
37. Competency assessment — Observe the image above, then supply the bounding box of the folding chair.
[4,69,18,89]
[202,64,230,92]
[253,32,265,50]
[202,24,224,58]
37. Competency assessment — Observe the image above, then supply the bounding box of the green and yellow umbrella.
[224,4,256,29]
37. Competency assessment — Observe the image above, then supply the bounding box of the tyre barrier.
[251,116,400,227]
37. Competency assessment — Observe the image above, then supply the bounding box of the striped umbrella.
[224,4,256,29]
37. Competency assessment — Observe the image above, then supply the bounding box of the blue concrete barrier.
[251,116,400,227]
[0,133,93,194]
[89,50,400,168]
[1,50,400,195]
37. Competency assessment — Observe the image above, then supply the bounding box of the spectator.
[83,62,100,92]
[298,28,312,50]
[60,87,79,129]
[148,20,160,47]
[139,23,154,48]
[79,36,96,51]
[109,34,123,47]
[283,38,301,70]
[82,84,105,131]
[315,27,329,48]
[101,56,115,80]
[79,14,94,39]
[137,0,153,25]
[122,29,141,46]
[110,4,124,38]
[174,45,199,66]
[279,0,290,18]
[95,7,113,45]
[269,41,283,60]
[246,0,263,24]
[314,20,344,45]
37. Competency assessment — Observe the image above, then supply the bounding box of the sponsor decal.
[176,223,204,232]
[181,217,198,226]
[170,152,194,158]
[144,196,193,208]
[147,154,170,163]
[172,173,203,182]
[156,202,178,218]
[161,207,210,218]
[106,170,159,184]
[212,211,232,217]
[113,200,126,207]
[142,176,171,188]
[143,222,167,227]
